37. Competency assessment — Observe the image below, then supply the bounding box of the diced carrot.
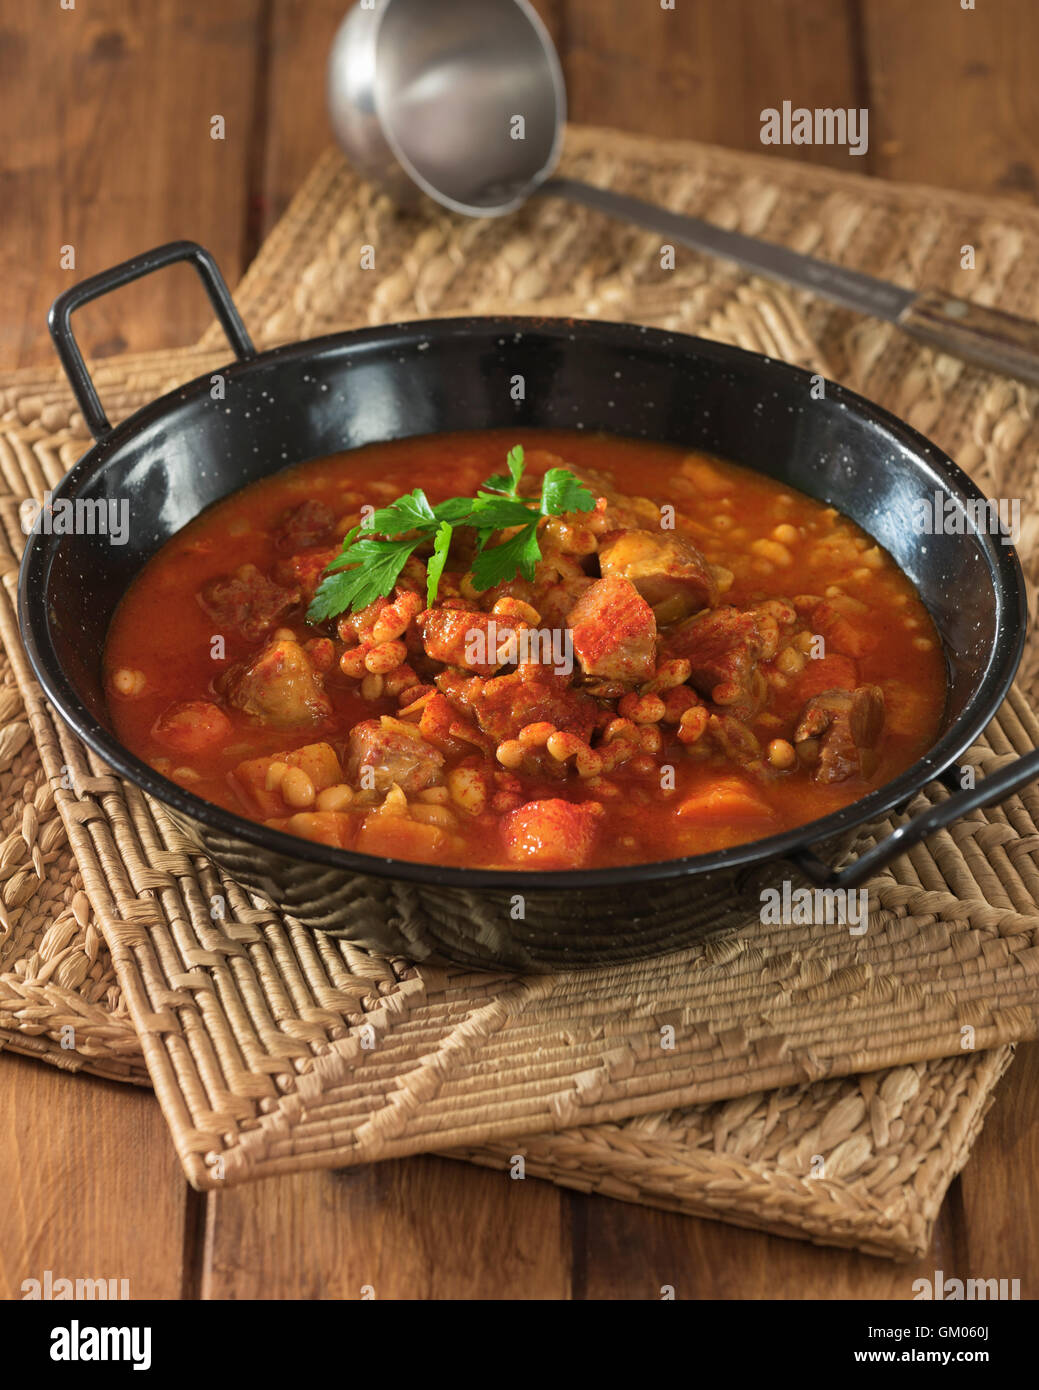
[501,798,604,869]
[676,775,775,824]
[797,653,859,700]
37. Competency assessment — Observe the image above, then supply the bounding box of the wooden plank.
[201,1153,570,1299]
[861,0,1039,201]
[530,0,567,52]
[258,0,348,240]
[957,1041,1038,1293]
[561,0,866,169]
[0,0,265,370]
[573,1180,965,1299]
[0,1054,193,1300]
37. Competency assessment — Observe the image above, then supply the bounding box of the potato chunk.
[355,814,453,861]
[265,810,357,850]
[152,701,232,754]
[232,742,343,816]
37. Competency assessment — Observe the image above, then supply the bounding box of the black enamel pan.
[17,240,1039,970]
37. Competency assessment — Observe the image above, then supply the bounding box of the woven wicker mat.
[3,129,1039,1259]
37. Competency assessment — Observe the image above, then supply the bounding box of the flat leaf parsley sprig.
[306,446,595,625]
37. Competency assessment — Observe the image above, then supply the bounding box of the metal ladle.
[327,0,1039,385]
[327,0,821,301]
[328,0,568,219]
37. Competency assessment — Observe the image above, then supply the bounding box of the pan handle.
[790,749,1039,889]
[48,240,255,440]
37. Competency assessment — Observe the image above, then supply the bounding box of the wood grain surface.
[2,0,1036,370]
[1,0,1037,1301]
[0,1054,195,1301]
[2,1045,1035,1300]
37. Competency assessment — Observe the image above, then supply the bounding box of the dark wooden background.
[1,0,1037,1300]
[3,0,1038,371]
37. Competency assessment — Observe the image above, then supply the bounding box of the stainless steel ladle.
[327,0,1039,385]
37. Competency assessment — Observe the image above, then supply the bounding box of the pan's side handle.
[790,749,1039,889]
[47,240,255,440]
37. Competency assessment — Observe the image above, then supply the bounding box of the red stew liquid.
[104,430,946,870]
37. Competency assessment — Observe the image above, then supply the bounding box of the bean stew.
[104,429,947,870]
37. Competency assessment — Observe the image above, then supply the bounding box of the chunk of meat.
[794,685,885,783]
[666,606,766,719]
[273,547,338,603]
[198,565,298,641]
[705,713,771,780]
[567,577,657,685]
[421,609,518,676]
[151,701,232,755]
[598,529,718,622]
[344,716,444,793]
[564,464,662,531]
[273,499,336,552]
[501,798,604,869]
[222,637,332,726]
[439,665,598,744]
[418,691,495,758]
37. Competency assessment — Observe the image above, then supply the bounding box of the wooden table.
[2,0,1037,1300]
[2,1047,1037,1298]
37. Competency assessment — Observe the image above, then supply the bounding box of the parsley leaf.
[469,521,542,591]
[429,495,477,526]
[481,443,526,498]
[462,496,543,530]
[306,443,596,624]
[307,536,418,624]
[367,488,437,534]
[540,467,595,517]
[426,520,453,608]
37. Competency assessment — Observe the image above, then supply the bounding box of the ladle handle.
[541,177,1039,389]
[538,176,910,318]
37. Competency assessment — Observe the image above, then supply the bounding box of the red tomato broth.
[103,429,947,870]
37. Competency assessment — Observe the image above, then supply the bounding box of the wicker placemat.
[3,392,1039,1169]
[3,129,1039,1257]
[0,607,1018,1262]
